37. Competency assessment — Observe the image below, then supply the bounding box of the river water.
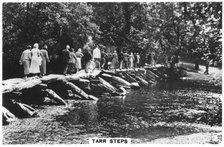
[54,79,222,143]
[3,78,222,144]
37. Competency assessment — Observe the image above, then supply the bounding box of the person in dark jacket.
[67,48,77,74]
[101,51,106,69]
[204,55,211,75]
[123,51,129,69]
[82,49,92,69]
[40,44,50,76]
[61,45,71,75]
[118,51,124,69]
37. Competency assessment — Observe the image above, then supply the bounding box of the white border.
[0,1,223,147]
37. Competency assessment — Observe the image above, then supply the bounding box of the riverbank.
[179,60,222,86]
[3,100,95,144]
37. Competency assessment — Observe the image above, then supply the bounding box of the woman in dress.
[68,48,77,74]
[40,44,50,76]
[19,45,32,79]
[111,50,118,69]
[75,48,84,72]
[29,43,41,77]
[129,52,134,68]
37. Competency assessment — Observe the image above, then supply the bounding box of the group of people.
[19,42,220,78]
[61,44,103,75]
[61,45,84,75]
[61,44,142,75]
[118,51,141,69]
[20,43,50,79]
[101,50,141,70]
[20,43,143,79]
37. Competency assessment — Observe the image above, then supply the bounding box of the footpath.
[179,61,222,86]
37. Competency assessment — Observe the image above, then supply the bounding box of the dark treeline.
[2,2,222,79]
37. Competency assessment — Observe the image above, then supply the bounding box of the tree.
[2,2,222,79]
[2,2,100,78]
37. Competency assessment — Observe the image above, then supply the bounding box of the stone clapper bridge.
[2,67,164,125]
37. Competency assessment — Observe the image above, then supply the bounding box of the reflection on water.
[55,79,222,140]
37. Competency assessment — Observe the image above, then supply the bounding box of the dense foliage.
[2,2,222,79]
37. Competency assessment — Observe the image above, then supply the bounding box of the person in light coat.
[29,43,42,77]
[129,52,134,68]
[75,48,84,72]
[111,50,118,69]
[92,44,101,69]
[19,45,32,79]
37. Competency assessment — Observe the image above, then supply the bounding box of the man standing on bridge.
[62,45,71,75]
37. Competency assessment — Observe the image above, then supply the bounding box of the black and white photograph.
[1,0,222,144]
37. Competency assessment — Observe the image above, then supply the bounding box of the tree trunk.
[122,3,131,35]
